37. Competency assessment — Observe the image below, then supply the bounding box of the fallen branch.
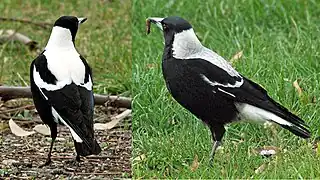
[0,114,32,121]
[54,155,131,160]
[0,29,39,50]
[0,86,131,109]
[0,104,34,114]
[0,17,51,29]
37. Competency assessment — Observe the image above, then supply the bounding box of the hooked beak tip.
[78,17,87,24]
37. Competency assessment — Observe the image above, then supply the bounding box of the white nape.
[201,74,243,88]
[38,26,92,91]
[172,28,202,59]
[51,107,83,143]
[45,26,74,50]
[172,28,241,78]
[235,103,293,126]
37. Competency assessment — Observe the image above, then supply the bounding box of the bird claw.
[209,152,215,167]
[66,156,82,166]
[38,158,52,168]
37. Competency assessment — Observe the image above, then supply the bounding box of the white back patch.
[36,26,92,91]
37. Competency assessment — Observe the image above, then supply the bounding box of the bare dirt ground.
[0,99,132,179]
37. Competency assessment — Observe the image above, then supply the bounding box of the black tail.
[278,122,310,139]
[74,139,101,156]
[268,99,311,138]
[243,77,311,139]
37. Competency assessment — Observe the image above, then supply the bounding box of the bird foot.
[209,153,215,167]
[38,158,52,168]
[66,156,82,166]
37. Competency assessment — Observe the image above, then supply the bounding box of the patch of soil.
[0,101,132,179]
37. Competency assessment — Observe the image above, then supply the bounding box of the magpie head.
[53,16,87,42]
[147,16,192,41]
[147,16,202,59]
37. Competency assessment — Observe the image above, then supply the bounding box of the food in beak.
[146,19,151,34]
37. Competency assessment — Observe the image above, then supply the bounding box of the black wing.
[193,59,310,138]
[32,54,100,154]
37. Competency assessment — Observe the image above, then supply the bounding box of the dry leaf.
[255,163,266,174]
[230,50,243,64]
[146,63,157,69]
[133,154,146,162]
[190,154,199,172]
[0,122,9,132]
[94,109,131,130]
[9,119,35,137]
[2,159,19,166]
[257,146,279,157]
[293,79,303,96]
[33,124,51,136]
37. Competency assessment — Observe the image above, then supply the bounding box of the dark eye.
[162,24,168,30]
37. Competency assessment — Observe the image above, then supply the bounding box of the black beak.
[78,17,87,24]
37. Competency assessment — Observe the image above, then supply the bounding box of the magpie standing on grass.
[147,16,311,163]
[30,16,101,167]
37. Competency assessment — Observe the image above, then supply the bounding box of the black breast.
[162,58,238,125]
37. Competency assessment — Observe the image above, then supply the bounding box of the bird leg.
[66,154,82,166]
[39,137,56,168]
[76,154,81,162]
[209,124,225,166]
[39,125,57,168]
[209,141,221,165]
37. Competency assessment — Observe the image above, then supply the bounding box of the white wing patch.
[217,88,235,97]
[201,74,243,88]
[235,103,293,126]
[79,75,93,91]
[33,58,92,92]
[51,107,83,143]
[33,66,71,91]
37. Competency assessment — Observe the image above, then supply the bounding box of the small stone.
[2,159,19,166]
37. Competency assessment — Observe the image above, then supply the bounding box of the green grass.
[132,0,320,178]
[0,0,131,95]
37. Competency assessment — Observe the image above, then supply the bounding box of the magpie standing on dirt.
[30,16,101,167]
[147,16,311,163]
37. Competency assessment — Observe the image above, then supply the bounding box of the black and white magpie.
[147,16,311,163]
[30,16,101,166]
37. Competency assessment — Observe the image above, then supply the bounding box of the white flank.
[201,74,243,88]
[172,28,241,77]
[235,103,292,126]
[51,107,83,143]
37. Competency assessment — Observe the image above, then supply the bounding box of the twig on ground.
[0,104,34,114]
[0,29,39,50]
[0,114,31,121]
[0,86,132,108]
[0,17,51,29]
